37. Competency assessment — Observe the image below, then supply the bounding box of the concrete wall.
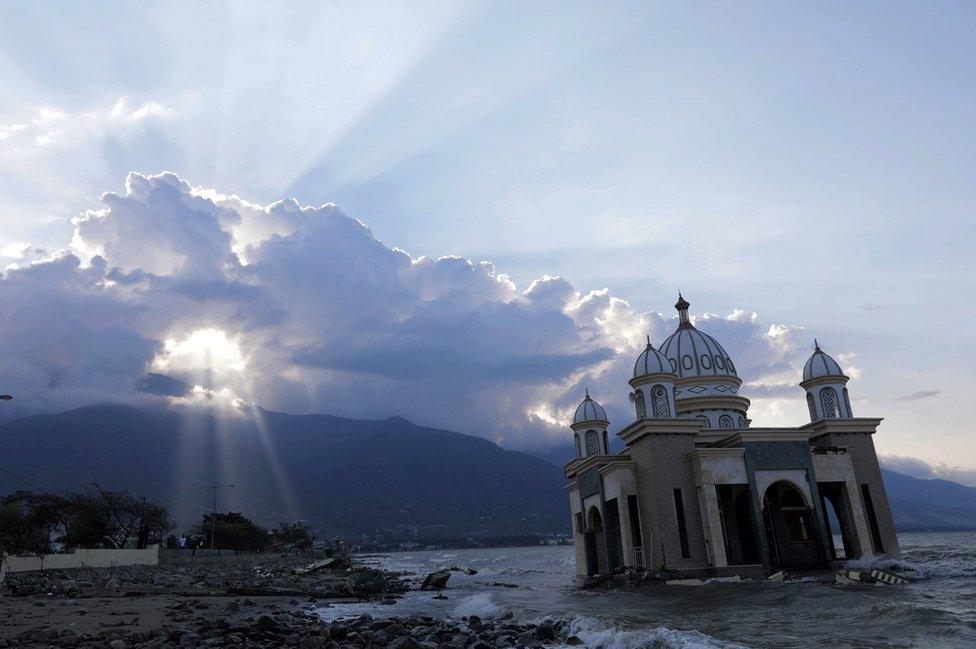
[1,546,159,583]
[629,433,707,571]
[812,432,901,558]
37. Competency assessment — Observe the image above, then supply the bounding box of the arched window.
[585,430,600,456]
[843,388,853,418]
[696,415,710,428]
[632,390,646,419]
[719,414,734,429]
[651,385,670,418]
[821,387,840,419]
[574,433,582,457]
[738,416,746,428]
[602,430,609,454]
[806,393,817,421]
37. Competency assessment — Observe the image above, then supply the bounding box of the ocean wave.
[564,615,749,649]
[451,592,503,619]
[843,556,931,577]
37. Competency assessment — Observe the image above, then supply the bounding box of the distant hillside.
[881,468,976,531]
[3,405,973,540]
[0,405,568,540]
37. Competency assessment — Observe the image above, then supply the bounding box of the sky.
[0,1,973,481]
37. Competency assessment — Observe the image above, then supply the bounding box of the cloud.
[880,455,976,488]
[0,172,820,448]
[0,98,173,152]
[896,390,940,402]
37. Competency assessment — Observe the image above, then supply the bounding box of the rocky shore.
[0,553,582,648]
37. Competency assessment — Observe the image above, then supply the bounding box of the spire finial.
[646,334,651,347]
[675,292,691,325]
[585,388,590,399]
[814,338,821,351]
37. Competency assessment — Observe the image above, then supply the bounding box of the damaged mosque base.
[564,296,900,579]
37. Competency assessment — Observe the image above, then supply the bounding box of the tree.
[0,489,173,554]
[194,512,271,551]
[274,521,316,550]
[0,491,60,554]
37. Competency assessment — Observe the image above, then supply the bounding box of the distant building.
[564,295,900,578]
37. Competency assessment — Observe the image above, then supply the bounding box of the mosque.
[564,295,900,578]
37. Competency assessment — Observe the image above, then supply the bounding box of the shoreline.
[0,551,582,648]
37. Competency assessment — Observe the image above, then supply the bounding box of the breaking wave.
[564,615,748,649]
[452,592,503,619]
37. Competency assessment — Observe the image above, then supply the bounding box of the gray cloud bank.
[881,455,976,488]
[0,172,814,448]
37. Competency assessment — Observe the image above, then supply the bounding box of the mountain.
[0,404,568,541]
[3,404,974,541]
[881,468,976,531]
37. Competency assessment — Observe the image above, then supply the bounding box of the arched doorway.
[762,481,820,569]
[585,507,608,576]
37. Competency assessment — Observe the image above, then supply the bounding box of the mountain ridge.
[2,403,975,537]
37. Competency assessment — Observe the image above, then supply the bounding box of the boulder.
[420,569,452,591]
[388,636,423,649]
[535,622,556,641]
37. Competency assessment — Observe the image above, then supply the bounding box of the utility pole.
[199,484,235,550]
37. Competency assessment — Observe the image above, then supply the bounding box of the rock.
[388,637,423,649]
[536,622,556,641]
[566,635,583,645]
[767,571,785,582]
[255,615,279,631]
[384,624,407,637]
[109,640,127,649]
[420,569,452,591]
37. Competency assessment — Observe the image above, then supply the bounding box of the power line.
[0,462,55,496]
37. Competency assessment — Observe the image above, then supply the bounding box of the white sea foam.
[844,556,928,576]
[451,592,503,619]
[563,615,749,649]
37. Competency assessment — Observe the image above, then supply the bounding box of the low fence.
[1,545,159,583]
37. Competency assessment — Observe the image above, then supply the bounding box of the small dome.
[633,336,675,379]
[573,391,608,424]
[659,296,737,379]
[803,342,846,381]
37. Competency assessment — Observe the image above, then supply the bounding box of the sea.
[317,531,976,649]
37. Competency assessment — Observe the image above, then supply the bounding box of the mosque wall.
[629,433,709,571]
[811,432,901,558]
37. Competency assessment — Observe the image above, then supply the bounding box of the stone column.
[696,482,728,568]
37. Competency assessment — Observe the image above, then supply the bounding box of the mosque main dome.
[659,295,737,379]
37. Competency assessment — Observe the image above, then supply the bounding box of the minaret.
[629,335,678,420]
[800,340,853,421]
[571,391,610,458]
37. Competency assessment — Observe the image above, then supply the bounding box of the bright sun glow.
[153,328,246,373]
